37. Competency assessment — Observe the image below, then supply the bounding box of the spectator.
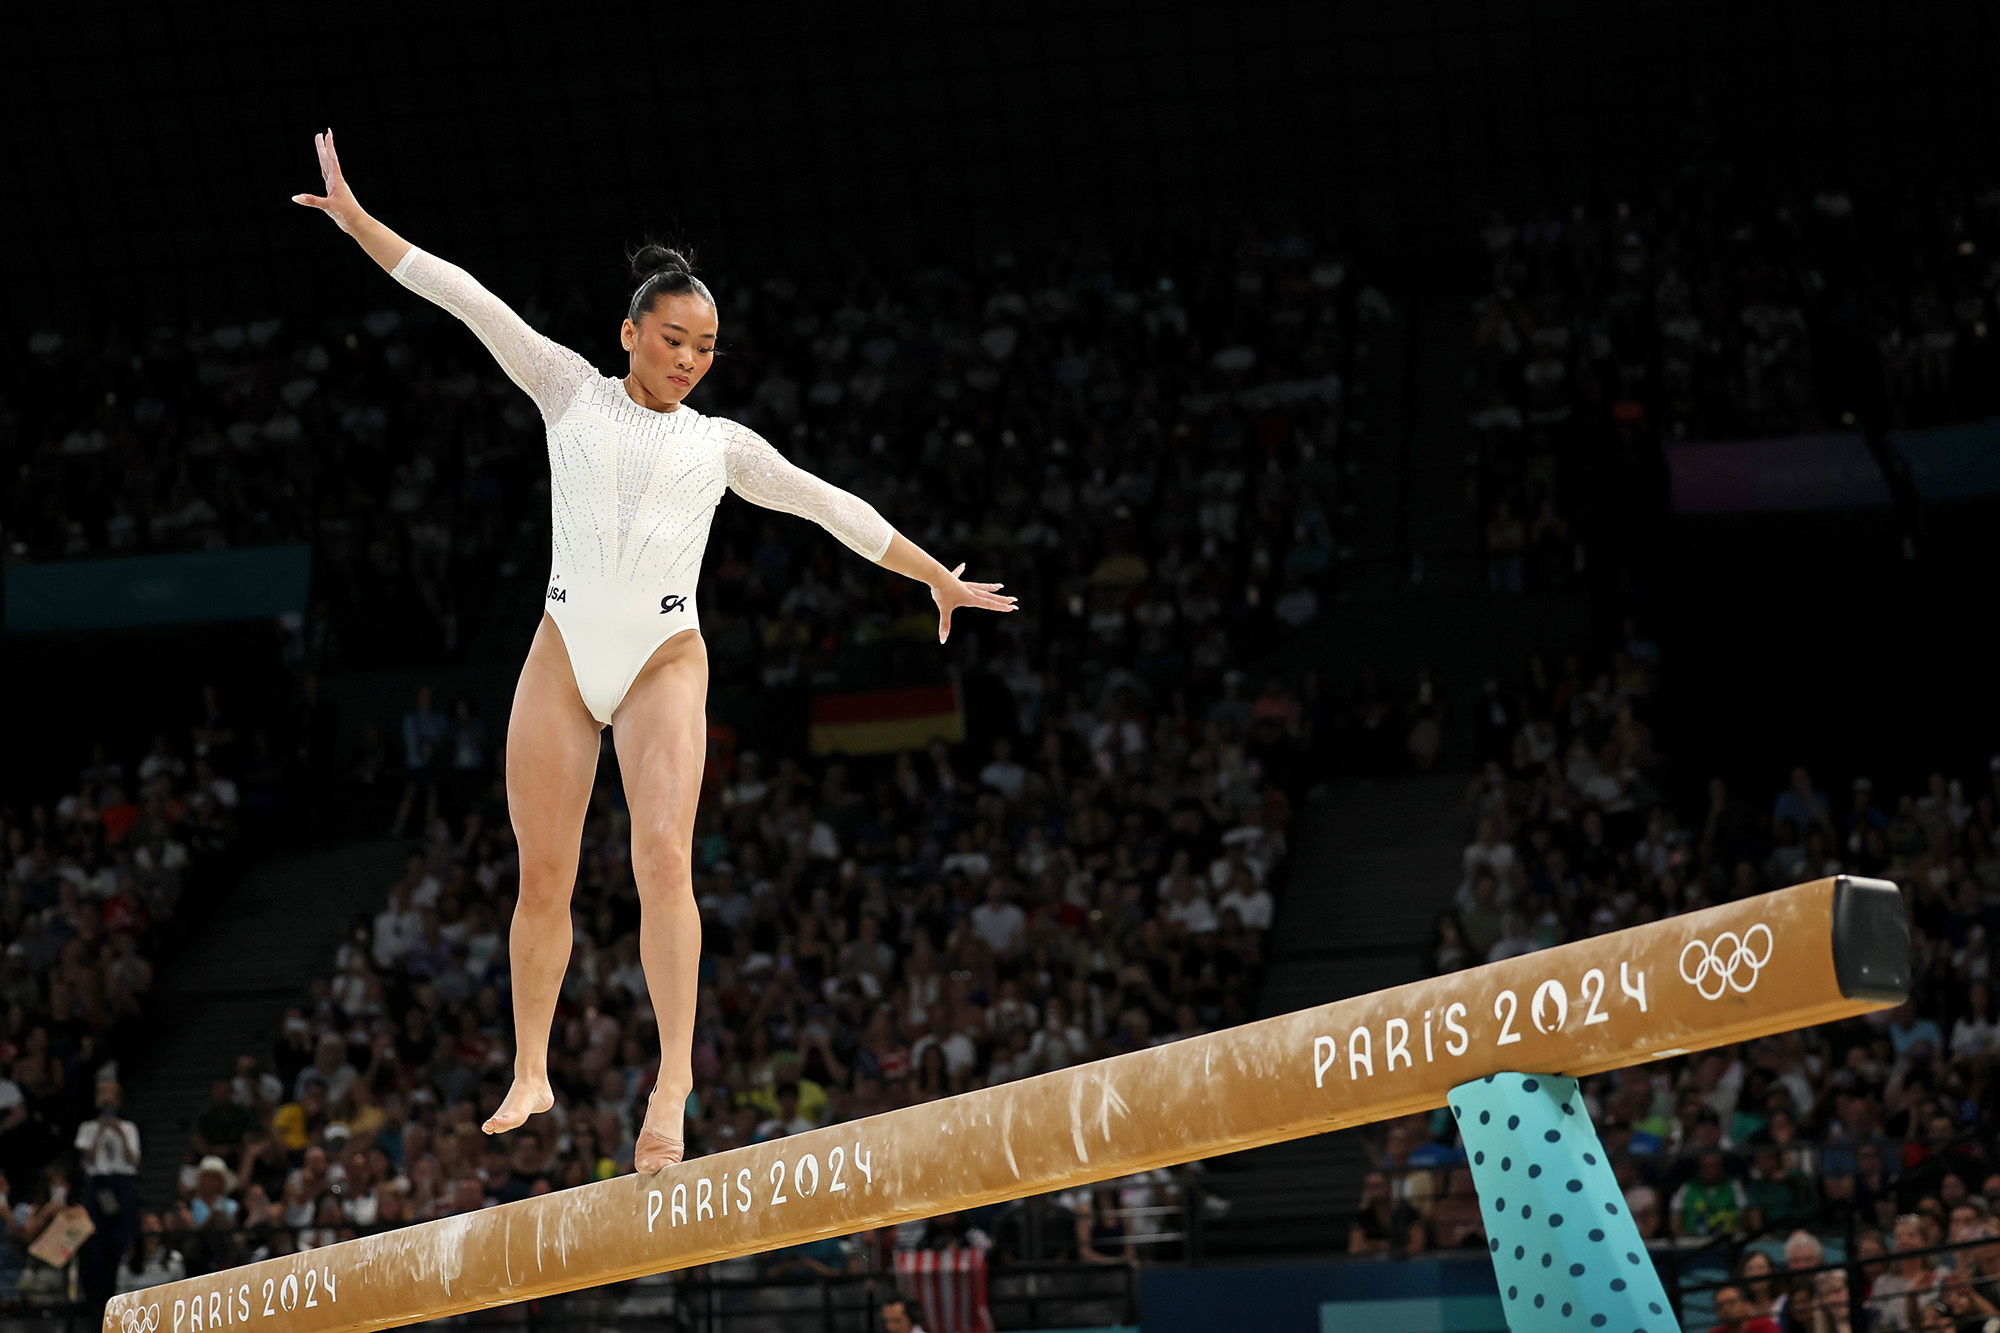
[1673,1150,1748,1238]
[880,1295,929,1333]
[968,880,1027,957]
[75,1082,142,1303]
[1348,1171,1425,1256]
[1075,1187,1134,1265]
[393,685,450,837]
[1711,1284,1783,1333]
[1873,1214,1946,1333]
[111,1209,185,1292]
[1740,1250,1782,1318]
[753,1082,815,1143]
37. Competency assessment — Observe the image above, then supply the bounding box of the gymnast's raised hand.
[930,562,1012,644]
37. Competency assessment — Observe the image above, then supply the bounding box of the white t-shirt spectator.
[1208,849,1267,891]
[1166,892,1218,935]
[940,848,993,880]
[76,1115,142,1176]
[1462,839,1515,891]
[939,1029,979,1077]
[1027,1023,1089,1072]
[373,900,424,970]
[979,757,1027,801]
[754,1113,816,1143]
[1217,884,1273,931]
[969,899,1027,955]
[1951,1014,2000,1060]
[1273,583,1318,627]
[1487,929,1541,963]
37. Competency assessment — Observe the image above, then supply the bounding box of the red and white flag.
[893,1246,994,1333]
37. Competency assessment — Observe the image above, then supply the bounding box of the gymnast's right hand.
[291,127,364,235]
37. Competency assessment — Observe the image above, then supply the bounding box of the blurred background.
[2,2,1998,1331]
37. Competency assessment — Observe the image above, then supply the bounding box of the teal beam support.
[1450,1074,1673,1333]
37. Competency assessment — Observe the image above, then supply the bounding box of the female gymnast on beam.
[293,128,1016,1173]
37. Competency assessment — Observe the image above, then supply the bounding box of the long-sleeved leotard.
[389,244,894,724]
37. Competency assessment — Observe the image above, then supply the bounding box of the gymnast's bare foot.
[633,1084,688,1174]
[482,1077,554,1135]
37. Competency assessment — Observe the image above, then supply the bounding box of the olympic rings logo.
[122,1305,161,1333]
[1679,923,1775,999]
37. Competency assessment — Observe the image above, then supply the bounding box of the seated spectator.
[189,1156,240,1229]
[1458,817,1516,913]
[1937,1274,2000,1333]
[1615,1157,1663,1239]
[1458,871,1507,962]
[1673,1150,1747,1238]
[1348,1171,1425,1257]
[1485,910,1541,962]
[1215,869,1273,932]
[1739,1251,1782,1319]
[1745,1146,1818,1234]
[114,1211,186,1294]
[1431,912,1470,973]
[193,1079,259,1158]
[1163,874,1218,935]
[1873,1214,1946,1333]
[761,1233,855,1279]
[753,1083,815,1143]
[1075,1187,1133,1265]
[1711,1284,1783,1333]
[1774,1277,1822,1333]
[1427,1168,1486,1249]
[1818,1270,1856,1333]
[968,880,1026,957]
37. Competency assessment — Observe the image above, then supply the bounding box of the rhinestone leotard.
[390,245,895,723]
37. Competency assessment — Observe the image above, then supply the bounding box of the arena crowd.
[1348,630,2000,1333]
[2,228,1372,1297]
[0,698,246,1300]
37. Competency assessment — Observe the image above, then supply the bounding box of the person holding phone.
[75,1082,142,1305]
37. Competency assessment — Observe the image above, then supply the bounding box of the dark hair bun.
[624,239,715,322]
[629,243,693,283]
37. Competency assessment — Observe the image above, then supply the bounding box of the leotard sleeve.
[720,419,895,562]
[388,245,596,429]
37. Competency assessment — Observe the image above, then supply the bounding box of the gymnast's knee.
[514,856,578,914]
[629,831,694,900]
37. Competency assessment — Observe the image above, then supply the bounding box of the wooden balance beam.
[106,874,1907,1333]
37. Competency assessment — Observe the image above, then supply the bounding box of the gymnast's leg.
[483,614,602,1135]
[608,628,709,1173]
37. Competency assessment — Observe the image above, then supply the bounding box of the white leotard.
[389,245,894,724]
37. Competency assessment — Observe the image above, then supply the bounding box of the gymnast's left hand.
[932,563,1016,644]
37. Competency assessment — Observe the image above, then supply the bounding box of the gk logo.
[660,594,687,614]
[546,585,566,603]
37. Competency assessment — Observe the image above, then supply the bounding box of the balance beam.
[107,875,1907,1333]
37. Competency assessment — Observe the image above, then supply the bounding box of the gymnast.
[292,128,1016,1172]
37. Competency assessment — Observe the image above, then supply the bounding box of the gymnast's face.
[621,291,717,410]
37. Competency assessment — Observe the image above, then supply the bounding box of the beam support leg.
[1449,1074,1671,1333]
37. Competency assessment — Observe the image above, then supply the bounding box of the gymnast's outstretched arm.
[718,420,1017,643]
[291,127,594,429]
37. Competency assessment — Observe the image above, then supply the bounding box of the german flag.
[807,679,964,756]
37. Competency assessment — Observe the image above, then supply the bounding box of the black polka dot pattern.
[1453,1072,1672,1333]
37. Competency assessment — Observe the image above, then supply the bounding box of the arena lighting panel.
[107,876,1907,1333]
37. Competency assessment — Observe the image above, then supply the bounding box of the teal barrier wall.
[1888,420,2000,499]
[3,545,312,632]
[1140,1254,1506,1333]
